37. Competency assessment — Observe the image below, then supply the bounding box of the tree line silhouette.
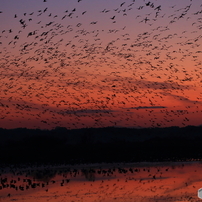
[0,125,202,165]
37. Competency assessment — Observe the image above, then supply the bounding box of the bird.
[120,2,125,7]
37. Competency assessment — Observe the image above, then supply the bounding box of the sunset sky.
[0,0,202,129]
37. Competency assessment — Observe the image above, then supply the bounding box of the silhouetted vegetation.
[0,125,202,165]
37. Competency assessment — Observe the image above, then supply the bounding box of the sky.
[0,0,202,129]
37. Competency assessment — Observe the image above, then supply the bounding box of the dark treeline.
[0,125,202,165]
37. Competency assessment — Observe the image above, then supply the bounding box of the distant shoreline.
[1,125,202,166]
[1,160,202,172]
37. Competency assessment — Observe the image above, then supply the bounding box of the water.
[1,161,202,202]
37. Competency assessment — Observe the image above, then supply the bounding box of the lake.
[0,161,202,202]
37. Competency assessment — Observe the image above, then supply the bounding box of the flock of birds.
[0,162,200,201]
[0,0,202,129]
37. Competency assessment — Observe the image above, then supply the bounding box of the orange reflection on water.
[1,161,202,202]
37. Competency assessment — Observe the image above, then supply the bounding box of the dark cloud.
[127,106,167,109]
[59,109,118,115]
[160,92,202,105]
[130,79,193,91]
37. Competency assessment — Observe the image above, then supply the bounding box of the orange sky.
[0,0,202,129]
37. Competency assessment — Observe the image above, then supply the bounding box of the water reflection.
[29,169,57,182]
[0,161,202,201]
[81,169,96,181]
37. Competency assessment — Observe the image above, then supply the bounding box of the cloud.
[126,106,167,109]
[130,79,193,91]
[59,109,118,115]
[160,92,202,105]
